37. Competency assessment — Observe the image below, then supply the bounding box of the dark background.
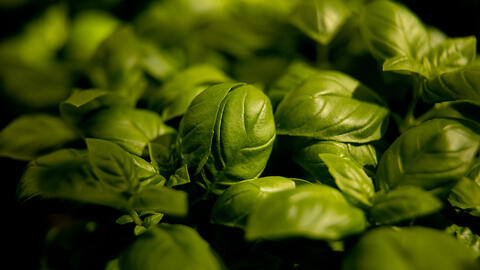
[1,0,479,269]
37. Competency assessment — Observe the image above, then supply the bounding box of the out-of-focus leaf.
[65,10,119,62]
[59,89,133,126]
[342,227,480,270]
[290,0,351,44]
[0,62,72,109]
[148,65,229,120]
[119,224,222,270]
[0,114,77,161]
[0,4,68,67]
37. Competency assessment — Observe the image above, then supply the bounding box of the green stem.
[129,209,143,226]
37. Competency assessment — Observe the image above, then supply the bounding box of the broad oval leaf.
[19,149,129,209]
[289,0,351,45]
[268,61,318,107]
[208,84,276,183]
[179,82,276,184]
[245,184,366,241]
[82,108,175,156]
[179,82,241,174]
[376,119,479,191]
[130,186,188,216]
[275,71,389,143]
[294,140,377,182]
[417,100,480,133]
[422,65,480,103]
[59,89,133,126]
[119,224,222,270]
[319,153,374,208]
[361,0,429,61]
[89,26,147,103]
[370,186,442,225]
[425,36,476,76]
[0,114,77,161]
[148,65,230,121]
[86,138,138,192]
[211,176,297,228]
[342,227,480,270]
[65,10,119,62]
[448,177,480,216]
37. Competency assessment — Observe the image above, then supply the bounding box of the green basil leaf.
[139,41,180,81]
[147,134,177,177]
[119,224,222,270]
[82,108,175,156]
[370,186,442,225]
[427,26,448,48]
[445,224,480,257]
[60,89,133,126]
[294,140,377,182]
[376,119,479,191]
[275,71,389,143]
[245,184,366,241]
[0,62,72,109]
[130,186,187,216]
[417,100,480,133]
[86,138,138,192]
[422,65,480,103]
[319,153,374,208]
[105,259,120,270]
[207,84,276,184]
[361,0,429,61]
[116,215,134,225]
[268,61,318,107]
[19,149,129,209]
[0,114,77,161]
[425,36,476,76]
[179,82,241,174]
[382,55,429,77]
[211,176,297,228]
[142,213,164,228]
[448,177,480,216]
[149,65,230,121]
[0,4,68,66]
[467,159,480,183]
[290,0,351,45]
[65,10,119,62]
[89,26,147,103]
[342,227,480,270]
[166,165,190,187]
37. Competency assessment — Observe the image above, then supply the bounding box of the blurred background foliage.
[1,0,479,269]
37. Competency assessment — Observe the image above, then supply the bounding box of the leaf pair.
[19,139,187,217]
[212,177,366,241]
[361,0,480,103]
